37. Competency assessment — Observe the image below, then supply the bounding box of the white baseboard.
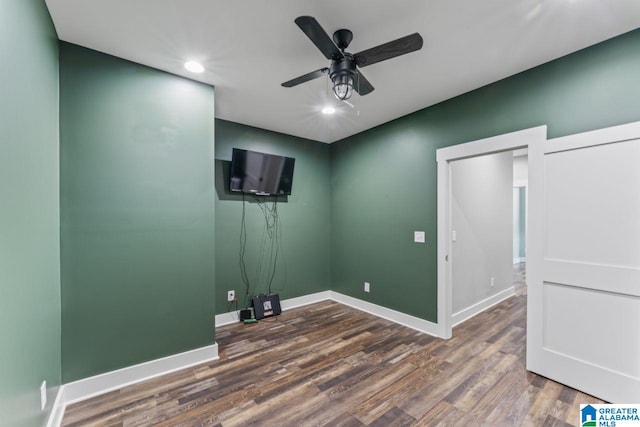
[215,291,441,337]
[45,386,66,427]
[47,343,218,426]
[513,257,526,264]
[281,291,332,310]
[63,343,218,405]
[215,309,241,327]
[215,291,331,327]
[47,344,218,427]
[452,287,515,327]
[329,291,441,337]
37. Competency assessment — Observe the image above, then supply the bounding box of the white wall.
[451,151,513,313]
[513,153,528,262]
[513,187,521,261]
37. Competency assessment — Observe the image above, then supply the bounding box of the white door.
[527,121,640,402]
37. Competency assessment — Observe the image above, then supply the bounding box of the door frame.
[435,126,547,339]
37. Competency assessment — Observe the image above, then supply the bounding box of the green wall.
[0,1,61,425]
[60,43,216,382]
[214,120,331,314]
[331,28,640,322]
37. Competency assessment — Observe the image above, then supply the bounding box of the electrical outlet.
[364,282,370,293]
[490,277,495,288]
[227,290,235,302]
[40,380,46,411]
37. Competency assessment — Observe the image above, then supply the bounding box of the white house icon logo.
[581,404,597,427]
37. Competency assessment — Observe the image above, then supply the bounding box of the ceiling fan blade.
[295,16,343,60]
[354,33,423,68]
[281,68,329,88]
[353,70,374,96]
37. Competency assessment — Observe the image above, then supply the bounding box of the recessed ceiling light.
[184,61,204,73]
[322,106,336,115]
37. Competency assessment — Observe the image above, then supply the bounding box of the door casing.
[436,126,547,338]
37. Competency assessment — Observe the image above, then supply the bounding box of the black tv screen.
[229,148,295,196]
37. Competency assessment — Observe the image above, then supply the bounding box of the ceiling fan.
[282,16,423,101]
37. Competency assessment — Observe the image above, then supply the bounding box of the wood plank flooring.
[62,266,605,426]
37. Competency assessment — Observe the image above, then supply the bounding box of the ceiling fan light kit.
[330,58,355,100]
[282,16,423,103]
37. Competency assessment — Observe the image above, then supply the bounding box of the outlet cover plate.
[227,290,235,302]
[414,231,426,243]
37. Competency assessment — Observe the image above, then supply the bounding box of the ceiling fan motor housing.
[329,54,357,82]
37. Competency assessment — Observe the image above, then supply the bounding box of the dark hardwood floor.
[62,265,604,426]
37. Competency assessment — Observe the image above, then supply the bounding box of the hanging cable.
[238,193,286,308]
[239,193,251,308]
[267,199,279,294]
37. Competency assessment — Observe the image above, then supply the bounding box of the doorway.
[435,126,546,339]
[449,151,514,326]
[512,149,528,296]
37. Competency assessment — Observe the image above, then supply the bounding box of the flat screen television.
[229,148,296,196]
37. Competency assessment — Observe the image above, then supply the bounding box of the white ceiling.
[45,0,640,143]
